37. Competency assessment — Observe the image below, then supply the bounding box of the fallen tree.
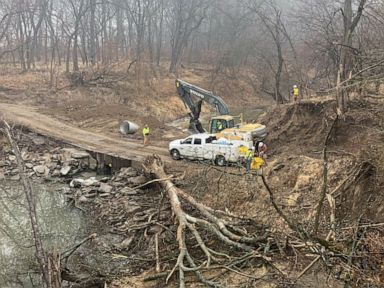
[143,156,278,287]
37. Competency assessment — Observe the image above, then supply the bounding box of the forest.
[0,0,384,287]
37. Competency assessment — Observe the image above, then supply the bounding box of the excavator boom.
[176,79,229,133]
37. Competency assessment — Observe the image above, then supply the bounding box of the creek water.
[0,179,87,287]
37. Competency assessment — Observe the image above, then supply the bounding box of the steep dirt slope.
[260,99,384,221]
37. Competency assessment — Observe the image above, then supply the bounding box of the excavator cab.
[210,116,235,133]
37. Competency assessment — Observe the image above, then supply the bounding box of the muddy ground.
[0,65,383,287]
[1,97,383,287]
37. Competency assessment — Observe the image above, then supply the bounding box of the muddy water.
[0,180,86,287]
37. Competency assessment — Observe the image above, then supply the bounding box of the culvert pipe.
[120,120,139,135]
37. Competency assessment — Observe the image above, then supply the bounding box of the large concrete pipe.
[120,120,139,135]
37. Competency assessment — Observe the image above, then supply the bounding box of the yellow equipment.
[176,79,267,142]
[251,157,265,170]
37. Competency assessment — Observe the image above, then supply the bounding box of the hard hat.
[258,142,264,148]
[293,85,297,88]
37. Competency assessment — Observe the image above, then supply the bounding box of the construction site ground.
[1,68,384,287]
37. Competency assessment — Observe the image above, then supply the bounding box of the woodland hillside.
[0,1,384,288]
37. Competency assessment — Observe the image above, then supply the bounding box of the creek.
[0,179,86,287]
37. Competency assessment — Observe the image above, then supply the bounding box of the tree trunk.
[18,14,27,72]
[72,31,79,71]
[155,0,164,66]
[66,38,72,73]
[89,0,96,65]
[336,0,367,114]
[2,121,52,288]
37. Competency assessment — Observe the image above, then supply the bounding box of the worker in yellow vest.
[292,85,299,102]
[143,124,150,146]
[245,148,253,173]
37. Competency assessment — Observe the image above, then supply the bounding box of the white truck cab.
[169,133,253,166]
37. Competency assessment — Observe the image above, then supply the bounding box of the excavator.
[175,79,267,142]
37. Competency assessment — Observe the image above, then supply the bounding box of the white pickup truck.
[169,133,253,166]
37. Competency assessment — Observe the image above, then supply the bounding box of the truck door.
[192,137,204,159]
[180,137,193,157]
[203,136,215,161]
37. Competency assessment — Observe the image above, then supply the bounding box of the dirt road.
[0,103,169,161]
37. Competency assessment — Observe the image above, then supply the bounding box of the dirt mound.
[261,100,336,155]
[261,99,384,221]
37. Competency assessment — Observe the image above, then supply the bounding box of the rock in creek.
[25,163,34,169]
[52,169,60,177]
[83,177,99,187]
[78,195,88,203]
[8,155,16,162]
[0,173,5,181]
[60,165,71,176]
[10,175,20,181]
[99,183,113,193]
[33,165,50,176]
[70,178,84,188]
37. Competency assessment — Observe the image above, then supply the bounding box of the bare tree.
[248,0,289,103]
[168,0,208,73]
[1,121,54,288]
[336,0,367,114]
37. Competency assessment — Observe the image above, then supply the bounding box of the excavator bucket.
[188,100,205,133]
[188,119,205,134]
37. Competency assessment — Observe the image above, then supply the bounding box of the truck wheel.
[170,149,181,160]
[215,155,226,166]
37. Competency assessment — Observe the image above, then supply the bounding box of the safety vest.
[293,87,299,96]
[239,146,248,156]
[143,127,150,136]
[251,157,265,170]
[245,150,253,159]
